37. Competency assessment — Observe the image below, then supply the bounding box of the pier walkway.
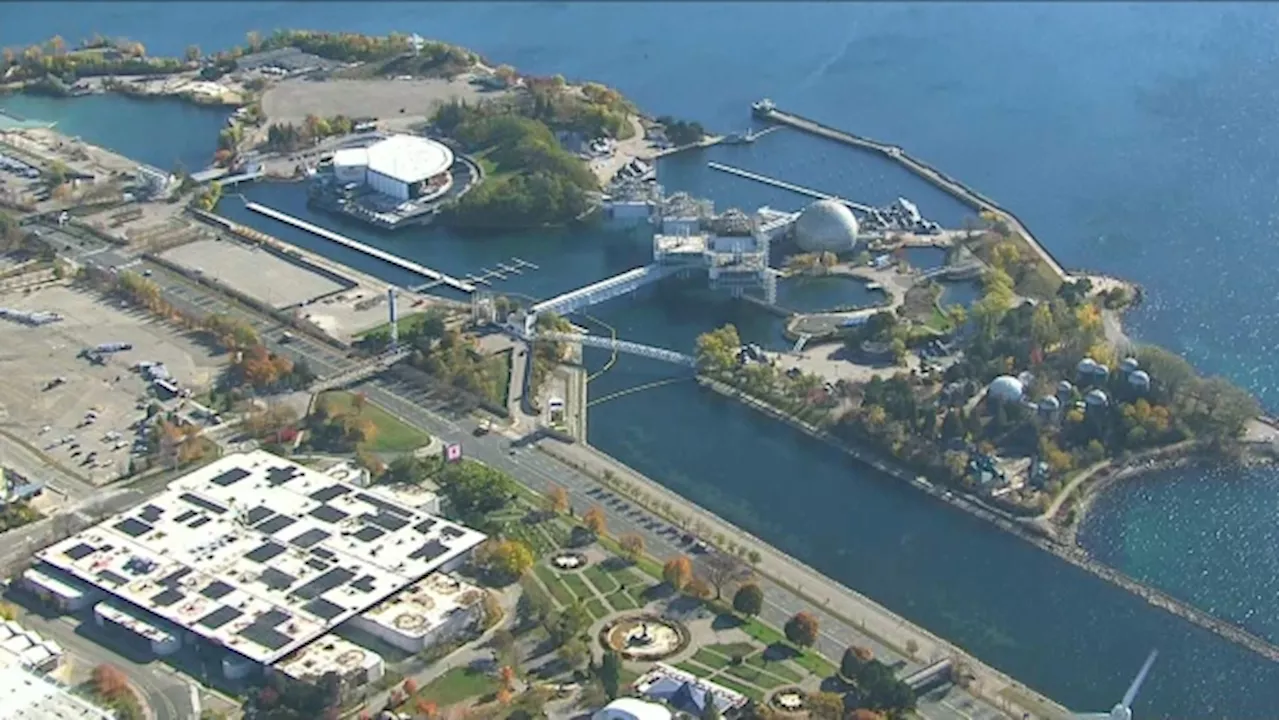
[707,162,872,213]
[528,263,675,319]
[218,169,265,187]
[243,202,476,293]
[754,105,1068,280]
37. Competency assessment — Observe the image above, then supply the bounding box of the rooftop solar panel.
[113,517,152,538]
[302,597,345,621]
[245,542,287,564]
[210,467,251,487]
[179,492,227,515]
[256,514,297,536]
[201,581,234,600]
[291,567,355,600]
[289,528,331,549]
[198,605,242,629]
[309,484,350,503]
[309,505,349,524]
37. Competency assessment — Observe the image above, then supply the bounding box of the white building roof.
[364,135,454,185]
[331,147,368,169]
[36,450,486,665]
[95,601,178,645]
[357,572,483,640]
[275,633,382,683]
[0,664,113,720]
[592,698,673,720]
[21,568,87,602]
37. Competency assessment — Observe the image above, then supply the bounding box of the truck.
[473,420,491,437]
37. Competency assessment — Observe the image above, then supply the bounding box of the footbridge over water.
[523,330,696,368]
[527,263,676,322]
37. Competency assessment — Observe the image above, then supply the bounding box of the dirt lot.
[0,284,225,484]
[261,76,506,129]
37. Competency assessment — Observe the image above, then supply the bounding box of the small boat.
[751,98,776,116]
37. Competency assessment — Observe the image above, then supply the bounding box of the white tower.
[387,287,399,348]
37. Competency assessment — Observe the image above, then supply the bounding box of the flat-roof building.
[0,664,114,720]
[21,567,101,612]
[347,572,485,653]
[274,633,384,697]
[331,135,455,201]
[0,620,63,674]
[35,450,485,673]
[93,601,182,656]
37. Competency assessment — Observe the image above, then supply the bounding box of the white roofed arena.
[331,135,455,202]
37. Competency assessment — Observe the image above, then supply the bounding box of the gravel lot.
[261,77,507,128]
[159,237,349,310]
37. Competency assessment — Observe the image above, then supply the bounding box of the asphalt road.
[31,220,1010,720]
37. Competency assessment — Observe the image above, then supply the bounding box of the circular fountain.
[770,688,807,715]
[599,614,690,661]
[550,550,588,571]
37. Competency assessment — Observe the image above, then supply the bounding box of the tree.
[662,555,693,591]
[841,645,874,679]
[557,638,588,669]
[91,664,130,700]
[546,484,569,515]
[599,650,622,699]
[805,691,845,720]
[699,552,749,600]
[184,44,202,62]
[701,700,723,720]
[784,612,819,648]
[402,678,418,695]
[732,583,764,617]
[477,539,534,580]
[437,461,516,522]
[499,665,516,691]
[619,533,645,563]
[685,576,712,600]
[414,699,438,719]
[582,505,606,536]
[544,603,590,647]
[491,629,517,669]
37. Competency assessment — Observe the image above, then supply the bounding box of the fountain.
[770,688,807,714]
[600,614,690,661]
[550,550,588,571]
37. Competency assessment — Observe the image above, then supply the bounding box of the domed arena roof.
[793,199,860,252]
[988,375,1025,404]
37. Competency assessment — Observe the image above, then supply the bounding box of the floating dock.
[243,202,476,293]
[752,103,1068,280]
[707,162,872,213]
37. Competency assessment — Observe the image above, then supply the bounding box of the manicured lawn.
[691,648,731,670]
[413,667,498,706]
[795,651,838,679]
[533,566,574,606]
[723,663,788,690]
[709,675,764,702]
[560,572,595,602]
[674,660,715,678]
[509,523,554,558]
[480,349,512,408]
[739,618,786,647]
[604,588,638,611]
[584,598,609,620]
[583,565,618,594]
[706,642,757,660]
[316,391,431,452]
[744,652,803,682]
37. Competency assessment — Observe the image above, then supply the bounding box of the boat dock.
[752,103,1068,280]
[243,202,476,293]
[707,162,872,213]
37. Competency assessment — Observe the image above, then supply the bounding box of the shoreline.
[695,375,1280,662]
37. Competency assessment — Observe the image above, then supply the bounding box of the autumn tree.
[619,533,645,563]
[685,576,712,600]
[805,691,845,720]
[582,505,606,536]
[545,484,569,515]
[662,555,692,591]
[414,699,438,719]
[499,665,516,691]
[841,645,875,679]
[91,664,130,700]
[732,583,763,617]
[784,611,819,648]
[476,539,534,581]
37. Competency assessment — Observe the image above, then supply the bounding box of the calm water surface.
[2,4,1276,716]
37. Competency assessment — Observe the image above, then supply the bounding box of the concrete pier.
[707,162,872,213]
[755,105,1068,280]
[243,202,476,293]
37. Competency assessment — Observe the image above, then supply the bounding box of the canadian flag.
[444,443,463,462]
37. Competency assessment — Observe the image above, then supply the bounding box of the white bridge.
[311,348,411,391]
[527,331,696,368]
[527,263,675,326]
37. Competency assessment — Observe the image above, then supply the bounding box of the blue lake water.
[2,3,1276,716]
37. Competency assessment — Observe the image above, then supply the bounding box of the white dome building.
[793,199,860,252]
[592,698,673,720]
[328,135,455,201]
[988,375,1025,404]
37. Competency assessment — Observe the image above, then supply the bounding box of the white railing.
[531,331,696,367]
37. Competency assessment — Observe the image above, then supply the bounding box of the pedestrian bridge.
[527,330,697,368]
[528,263,676,322]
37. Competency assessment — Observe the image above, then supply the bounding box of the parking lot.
[159,237,350,309]
[0,284,226,485]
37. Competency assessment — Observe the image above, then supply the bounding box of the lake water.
[2,3,1276,716]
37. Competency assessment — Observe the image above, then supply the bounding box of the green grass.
[412,667,498,706]
[598,536,664,579]
[584,598,609,620]
[479,349,512,408]
[316,390,432,452]
[691,648,731,670]
[708,675,764,702]
[618,667,642,689]
[744,653,802,682]
[604,589,638,611]
[739,618,786,647]
[560,573,595,602]
[533,566,574,606]
[794,651,838,679]
[706,642,758,660]
[674,660,716,678]
[722,663,789,690]
[509,523,554,558]
[583,565,618,594]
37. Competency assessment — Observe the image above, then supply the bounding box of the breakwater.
[754,105,1068,280]
[697,375,1280,662]
[706,161,872,212]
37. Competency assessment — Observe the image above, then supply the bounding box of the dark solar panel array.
[245,542,287,564]
[97,569,128,587]
[113,518,152,538]
[413,518,437,534]
[306,557,330,572]
[258,608,291,627]
[309,484,349,503]
[198,605,242,629]
[265,466,303,486]
[356,492,413,518]
[64,543,95,561]
[245,506,274,525]
[201,580,235,600]
[259,567,297,591]
[409,540,449,562]
[303,597,345,621]
[310,547,336,560]
[256,515,297,536]
[240,622,293,651]
[361,512,409,532]
[350,575,377,593]
[188,516,211,530]
[440,526,466,540]
[291,567,355,600]
[289,528,330,549]
[173,509,198,524]
[139,505,164,523]
[159,567,192,588]
[353,526,385,542]
[210,467,251,487]
[151,588,185,607]
[309,505,349,524]
[179,492,227,515]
